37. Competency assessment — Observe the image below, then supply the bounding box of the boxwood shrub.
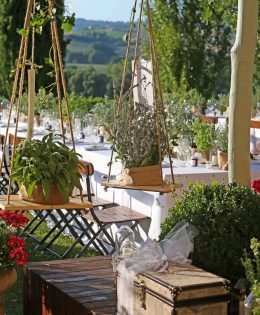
[160,182,260,283]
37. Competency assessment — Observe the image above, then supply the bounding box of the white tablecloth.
[77,147,260,240]
[2,125,260,240]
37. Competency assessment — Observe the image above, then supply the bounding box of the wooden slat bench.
[23,256,116,315]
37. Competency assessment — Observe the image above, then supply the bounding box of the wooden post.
[228,0,258,186]
[27,69,35,140]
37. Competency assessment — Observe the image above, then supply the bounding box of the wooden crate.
[117,262,230,315]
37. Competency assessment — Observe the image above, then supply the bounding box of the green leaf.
[48,160,56,175]
[17,28,29,37]
[57,176,68,200]
[61,22,73,33]
[27,181,36,198]
[42,180,50,200]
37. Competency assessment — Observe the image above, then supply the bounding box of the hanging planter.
[0,0,93,211]
[101,0,179,193]
[120,164,162,186]
[111,102,164,187]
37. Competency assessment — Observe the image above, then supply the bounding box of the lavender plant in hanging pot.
[111,103,163,186]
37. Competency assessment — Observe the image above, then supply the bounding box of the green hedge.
[160,182,260,283]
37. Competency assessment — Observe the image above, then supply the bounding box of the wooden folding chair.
[38,161,149,258]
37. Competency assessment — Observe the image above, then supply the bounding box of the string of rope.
[0,35,26,176]
[116,0,138,114]
[6,1,33,203]
[107,0,138,183]
[31,0,36,68]
[48,0,83,201]
[130,0,144,97]
[129,0,144,123]
[49,2,65,144]
[146,0,163,183]
[48,0,76,152]
[146,0,175,184]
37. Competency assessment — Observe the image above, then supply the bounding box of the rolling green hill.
[65,19,129,66]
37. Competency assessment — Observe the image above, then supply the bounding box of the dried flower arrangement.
[0,211,29,271]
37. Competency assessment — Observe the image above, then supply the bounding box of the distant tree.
[0,0,66,98]
[149,0,236,97]
[106,63,131,97]
[66,66,109,97]
[66,51,88,64]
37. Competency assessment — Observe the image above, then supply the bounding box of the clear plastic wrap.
[117,221,198,315]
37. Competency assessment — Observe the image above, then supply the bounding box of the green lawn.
[4,212,98,315]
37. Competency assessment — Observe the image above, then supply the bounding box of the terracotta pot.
[200,150,211,162]
[200,115,218,124]
[121,164,163,186]
[217,150,228,170]
[0,269,17,315]
[29,185,68,205]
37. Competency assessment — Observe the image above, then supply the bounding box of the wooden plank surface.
[0,195,92,211]
[84,205,148,224]
[101,180,182,193]
[23,256,116,315]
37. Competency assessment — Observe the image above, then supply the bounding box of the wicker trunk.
[117,262,230,315]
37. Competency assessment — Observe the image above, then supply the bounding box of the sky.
[66,0,135,22]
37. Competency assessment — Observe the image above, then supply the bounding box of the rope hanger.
[106,0,176,190]
[0,0,76,204]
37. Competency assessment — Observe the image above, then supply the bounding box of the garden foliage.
[160,182,260,282]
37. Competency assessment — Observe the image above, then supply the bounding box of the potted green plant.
[111,102,162,186]
[192,118,215,161]
[10,133,82,204]
[241,237,260,314]
[216,124,229,170]
[217,94,229,116]
[91,99,116,134]
[166,94,195,146]
[185,89,205,114]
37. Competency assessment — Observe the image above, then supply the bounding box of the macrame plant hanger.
[102,0,181,193]
[0,0,90,210]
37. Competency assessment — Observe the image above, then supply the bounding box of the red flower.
[7,235,26,248]
[252,179,260,194]
[8,247,29,265]
[0,211,29,227]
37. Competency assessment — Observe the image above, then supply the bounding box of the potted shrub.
[216,124,229,170]
[111,102,162,186]
[10,133,82,204]
[192,118,215,161]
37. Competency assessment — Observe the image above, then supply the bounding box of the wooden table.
[23,256,116,315]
